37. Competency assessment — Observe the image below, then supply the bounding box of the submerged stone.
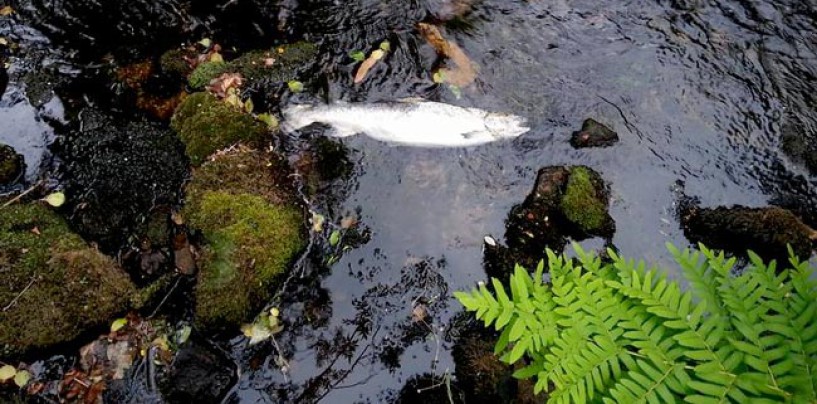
[0,204,137,357]
[680,201,816,263]
[569,118,619,148]
[58,110,188,251]
[159,338,236,403]
[170,92,267,165]
[182,148,305,329]
[0,144,25,186]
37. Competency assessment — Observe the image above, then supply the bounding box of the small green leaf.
[43,192,65,207]
[349,50,366,62]
[13,370,30,387]
[176,325,192,345]
[287,80,304,93]
[329,230,341,246]
[379,40,391,52]
[111,318,128,332]
[198,38,212,48]
[244,98,255,113]
[0,365,16,382]
[256,113,279,129]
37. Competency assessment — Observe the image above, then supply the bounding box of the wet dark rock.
[159,338,237,404]
[780,115,817,175]
[57,110,188,252]
[0,144,25,185]
[451,323,543,404]
[570,118,619,148]
[501,166,614,277]
[680,198,816,263]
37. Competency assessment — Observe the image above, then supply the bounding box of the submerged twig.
[2,180,43,207]
[2,277,36,312]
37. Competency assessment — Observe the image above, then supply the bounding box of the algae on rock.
[170,92,266,165]
[0,204,137,357]
[182,149,305,329]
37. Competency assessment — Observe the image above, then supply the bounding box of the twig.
[2,277,36,312]
[2,180,43,207]
[147,276,182,318]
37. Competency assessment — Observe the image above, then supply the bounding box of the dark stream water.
[3,0,817,402]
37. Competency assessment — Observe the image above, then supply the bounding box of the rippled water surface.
[4,0,817,402]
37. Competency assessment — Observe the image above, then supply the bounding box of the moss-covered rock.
[160,48,196,78]
[0,204,137,357]
[680,201,816,262]
[0,144,24,185]
[560,166,614,235]
[570,118,619,148]
[188,61,229,90]
[182,149,305,329]
[500,166,614,279]
[170,92,266,165]
[229,42,318,85]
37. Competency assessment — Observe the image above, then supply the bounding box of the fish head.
[484,112,530,139]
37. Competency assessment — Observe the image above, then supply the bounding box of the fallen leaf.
[354,49,385,83]
[13,370,30,388]
[244,98,254,113]
[43,192,66,207]
[264,57,275,67]
[340,216,357,229]
[412,303,428,323]
[349,50,365,62]
[30,226,40,235]
[418,22,477,87]
[0,38,7,46]
[329,230,341,246]
[256,113,279,129]
[209,52,224,63]
[0,365,16,382]
[0,6,13,16]
[241,323,272,345]
[311,212,325,233]
[379,40,391,52]
[176,325,192,345]
[110,318,128,332]
[198,38,212,48]
[287,80,304,93]
[207,72,244,99]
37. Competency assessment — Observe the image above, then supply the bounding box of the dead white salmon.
[281,100,529,147]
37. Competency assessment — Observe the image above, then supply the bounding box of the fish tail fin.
[281,104,315,133]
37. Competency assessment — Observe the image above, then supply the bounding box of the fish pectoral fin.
[328,124,360,138]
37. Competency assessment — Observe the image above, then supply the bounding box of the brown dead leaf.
[354,49,385,84]
[411,303,428,323]
[417,22,477,87]
[30,227,40,235]
[207,72,244,99]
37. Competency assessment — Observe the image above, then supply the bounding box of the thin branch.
[2,180,43,207]
[2,277,36,312]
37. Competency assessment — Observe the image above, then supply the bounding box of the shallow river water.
[3,0,817,402]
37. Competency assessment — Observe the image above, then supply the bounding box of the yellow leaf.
[0,365,16,382]
[13,370,30,387]
[43,192,65,207]
[0,6,13,16]
[110,318,128,332]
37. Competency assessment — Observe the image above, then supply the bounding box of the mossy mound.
[0,144,24,185]
[560,166,613,234]
[229,42,318,85]
[170,92,266,165]
[182,149,305,329]
[681,202,816,262]
[0,204,137,357]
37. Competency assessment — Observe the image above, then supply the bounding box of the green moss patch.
[0,204,136,357]
[170,92,266,165]
[186,191,304,329]
[560,166,611,234]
